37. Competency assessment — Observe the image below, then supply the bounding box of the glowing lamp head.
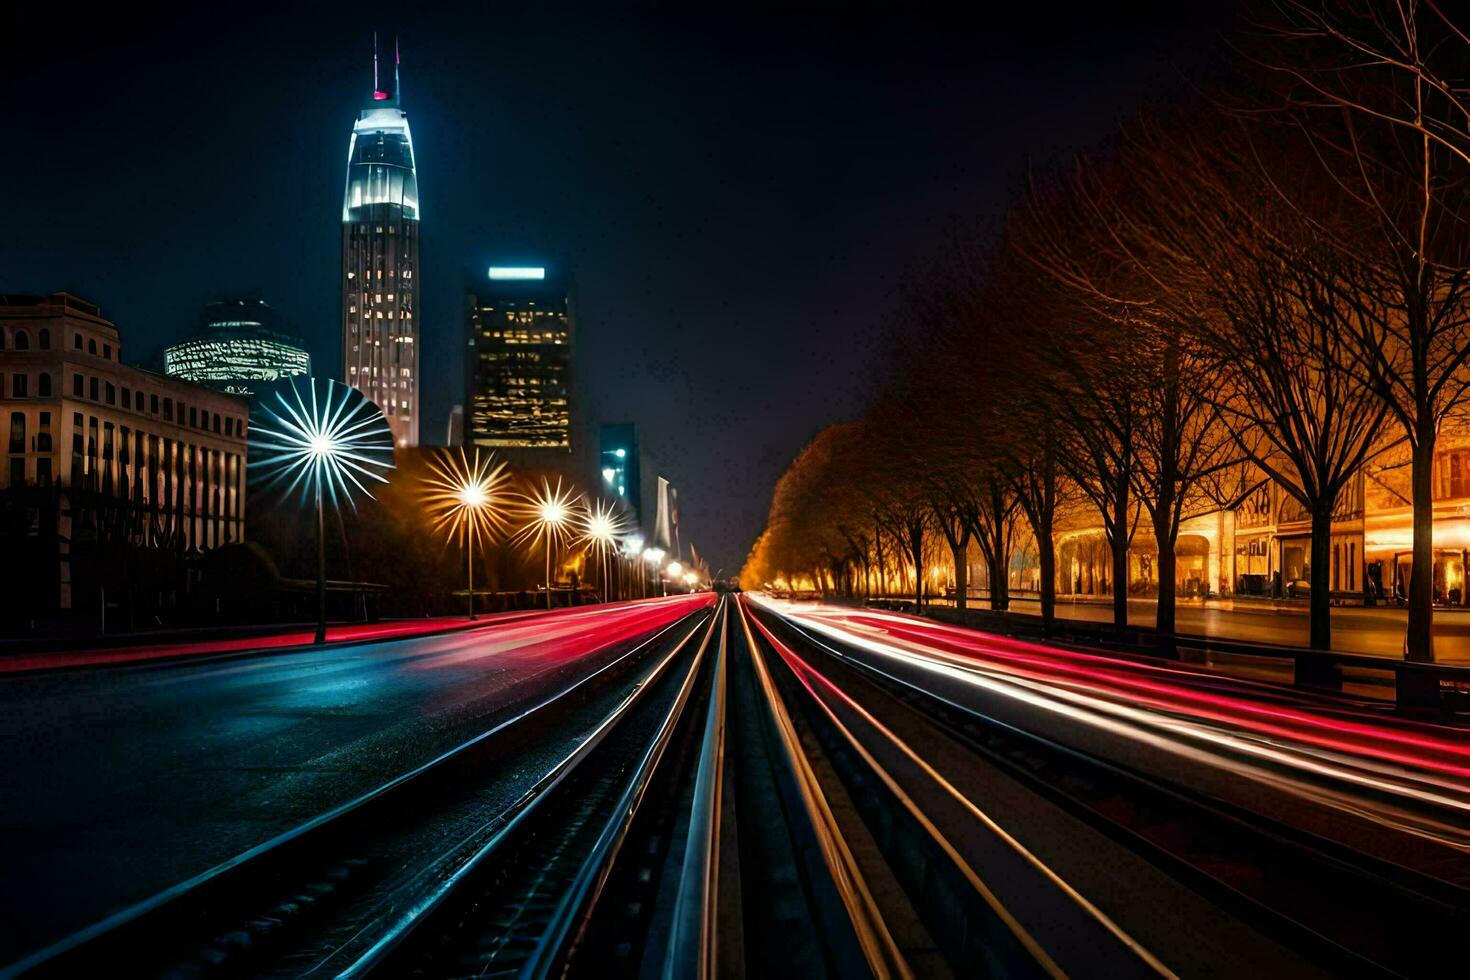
[585,514,615,542]
[602,467,617,483]
[458,483,488,509]
[683,571,697,586]
[539,501,568,526]
[308,434,337,459]
[666,561,683,577]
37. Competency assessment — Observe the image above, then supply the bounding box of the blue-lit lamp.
[251,377,394,642]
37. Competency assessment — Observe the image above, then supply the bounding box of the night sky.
[0,3,1229,574]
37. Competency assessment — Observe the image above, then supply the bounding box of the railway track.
[745,598,1470,978]
[6,602,716,979]
[9,592,1464,978]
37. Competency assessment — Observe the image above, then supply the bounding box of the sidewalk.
[869,594,1470,666]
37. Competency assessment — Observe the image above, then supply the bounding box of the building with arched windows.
[0,293,248,624]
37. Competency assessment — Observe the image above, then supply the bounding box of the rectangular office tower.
[342,36,419,447]
[599,423,642,524]
[465,266,574,450]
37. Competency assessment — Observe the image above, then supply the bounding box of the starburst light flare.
[514,478,584,608]
[424,449,511,546]
[249,377,394,642]
[576,498,630,602]
[251,377,395,509]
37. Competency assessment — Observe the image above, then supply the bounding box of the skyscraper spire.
[371,33,398,104]
[343,33,420,446]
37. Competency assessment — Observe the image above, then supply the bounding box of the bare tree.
[1250,0,1470,659]
[1124,120,1392,647]
[1019,146,1240,638]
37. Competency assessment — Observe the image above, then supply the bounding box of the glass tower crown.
[343,106,418,221]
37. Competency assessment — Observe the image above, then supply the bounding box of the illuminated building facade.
[0,293,249,621]
[1047,444,1470,605]
[599,423,642,524]
[342,36,419,447]
[163,298,310,396]
[465,265,574,450]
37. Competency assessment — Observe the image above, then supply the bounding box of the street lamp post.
[645,548,665,598]
[516,478,579,610]
[464,519,474,619]
[315,478,326,644]
[577,501,626,605]
[251,378,394,647]
[426,449,509,622]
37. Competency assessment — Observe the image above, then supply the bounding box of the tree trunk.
[987,529,1009,612]
[909,523,924,611]
[1309,499,1333,650]
[1111,477,1130,633]
[953,542,968,611]
[1038,521,1056,637]
[1153,514,1177,638]
[1406,432,1436,662]
[874,520,887,597]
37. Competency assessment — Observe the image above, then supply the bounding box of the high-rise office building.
[446,404,464,447]
[598,423,642,524]
[465,265,575,450]
[163,298,310,396]
[342,35,419,447]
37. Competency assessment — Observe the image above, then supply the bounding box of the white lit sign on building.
[488,267,546,280]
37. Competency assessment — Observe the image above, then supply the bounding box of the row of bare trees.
[741,1,1470,661]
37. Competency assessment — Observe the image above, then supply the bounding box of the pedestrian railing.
[863,598,1470,713]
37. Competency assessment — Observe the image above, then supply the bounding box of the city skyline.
[3,6,1468,978]
[0,6,1224,571]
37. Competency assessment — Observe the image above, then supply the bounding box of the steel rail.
[734,597,913,980]
[660,598,730,980]
[747,604,1171,979]
[6,607,710,979]
[335,607,717,977]
[520,597,725,978]
[764,604,1461,978]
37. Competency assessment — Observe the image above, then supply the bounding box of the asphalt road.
[0,596,708,965]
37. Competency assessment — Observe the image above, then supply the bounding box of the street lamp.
[425,449,510,620]
[623,536,645,599]
[577,499,627,603]
[251,377,394,644]
[515,478,581,609]
[644,547,665,597]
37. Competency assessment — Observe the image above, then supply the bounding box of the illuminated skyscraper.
[465,265,575,451]
[342,35,419,447]
[599,423,642,524]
